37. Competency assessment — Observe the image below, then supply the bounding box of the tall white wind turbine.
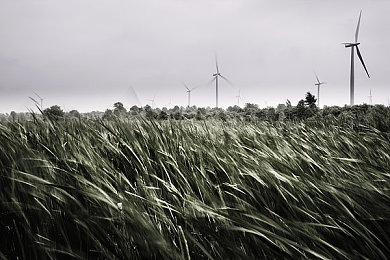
[212,56,231,108]
[184,83,197,107]
[343,10,370,106]
[314,72,326,107]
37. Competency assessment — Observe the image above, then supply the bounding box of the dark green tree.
[43,105,64,121]
[10,111,17,122]
[296,99,306,119]
[305,92,317,109]
[195,110,204,120]
[113,102,126,116]
[68,110,81,119]
[157,110,169,120]
[102,109,114,120]
[173,111,184,120]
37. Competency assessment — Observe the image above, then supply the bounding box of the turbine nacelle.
[213,73,221,77]
[344,42,360,48]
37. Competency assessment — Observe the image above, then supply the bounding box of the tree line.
[2,92,390,132]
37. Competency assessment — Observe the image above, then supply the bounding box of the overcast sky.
[0,0,389,112]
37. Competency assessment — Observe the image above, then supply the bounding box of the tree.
[227,105,242,113]
[129,105,140,116]
[276,104,287,111]
[102,109,114,120]
[296,99,306,119]
[157,110,169,120]
[217,111,228,121]
[113,102,126,116]
[10,111,17,122]
[173,111,184,120]
[44,105,64,121]
[68,110,81,119]
[305,92,317,109]
[144,105,157,119]
[172,105,181,113]
[195,110,205,120]
[244,103,259,110]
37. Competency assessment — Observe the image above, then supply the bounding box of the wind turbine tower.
[147,95,156,109]
[184,84,197,107]
[236,89,242,106]
[343,10,370,106]
[314,72,326,107]
[369,89,373,105]
[167,97,172,109]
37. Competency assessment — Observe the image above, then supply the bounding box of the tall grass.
[1,117,390,259]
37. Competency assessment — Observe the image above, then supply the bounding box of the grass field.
[1,116,390,259]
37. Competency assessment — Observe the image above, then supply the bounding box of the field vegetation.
[1,104,390,259]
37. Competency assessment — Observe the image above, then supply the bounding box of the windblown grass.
[1,117,390,259]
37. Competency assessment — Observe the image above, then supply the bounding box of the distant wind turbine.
[166,97,172,109]
[314,72,326,107]
[343,10,370,106]
[368,89,373,105]
[147,95,156,109]
[184,83,197,107]
[212,56,231,108]
[235,89,242,106]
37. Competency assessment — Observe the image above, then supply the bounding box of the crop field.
[1,116,390,259]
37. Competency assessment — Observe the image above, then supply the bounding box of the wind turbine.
[314,72,326,107]
[235,89,242,106]
[343,10,370,106]
[212,56,231,108]
[166,97,172,109]
[184,83,197,107]
[368,89,373,105]
[147,95,156,109]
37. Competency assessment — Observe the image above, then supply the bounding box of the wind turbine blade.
[355,10,362,43]
[129,86,142,106]
[220,75,233,86]
[206,77,216,86]
[356,46,370,78]
[183,83,190,91]
[215,55,219,74]
[314,72,320,84]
